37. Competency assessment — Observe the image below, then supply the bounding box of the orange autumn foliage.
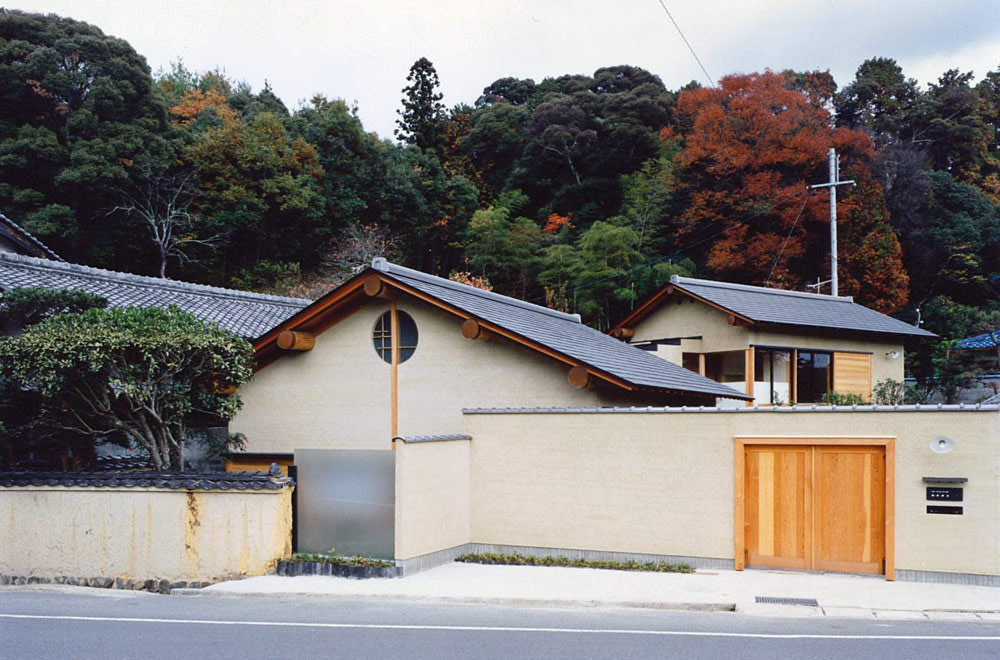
[671,72,908,312]
[169,88,238,128]
[542,212,573,234]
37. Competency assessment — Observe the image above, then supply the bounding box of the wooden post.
[390,300,399,443]
[745,346,755,406]
[276,330,315,351]
[698,354,706,377]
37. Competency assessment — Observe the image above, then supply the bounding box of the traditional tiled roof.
[0,212,62,261]
[0,469,293,490]
[955,330,1000,350]
[372,260,751,400]
[0,252,310,339]
[655,275,935,338]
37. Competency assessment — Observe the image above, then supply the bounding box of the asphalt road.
[1,588,998,660]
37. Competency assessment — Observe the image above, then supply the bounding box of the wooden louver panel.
[832,352,872,399]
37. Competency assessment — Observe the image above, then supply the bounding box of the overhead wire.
[765,193,811,287]
[655,0,715,87]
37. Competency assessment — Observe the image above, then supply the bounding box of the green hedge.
[455,552,692,573]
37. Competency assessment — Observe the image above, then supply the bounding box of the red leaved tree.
[670,72,908,312]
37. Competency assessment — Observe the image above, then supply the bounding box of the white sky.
[11,1,1000,139]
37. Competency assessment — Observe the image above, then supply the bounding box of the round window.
[372,310,418,364]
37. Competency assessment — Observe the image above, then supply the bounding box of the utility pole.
[809,148,855,296]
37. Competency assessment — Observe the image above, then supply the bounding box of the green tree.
[184,111,326,280]
[395,57,446,152]
[0,306,254,470]
[0,286,107,329]
[0,10,172,263]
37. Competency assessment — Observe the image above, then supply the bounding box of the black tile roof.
[0,469,294,490]
[0,212,62,261]
[670,276,936,338]
[374,259,751,400]
[0,252,310,339]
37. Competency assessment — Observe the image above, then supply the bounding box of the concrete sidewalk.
[175,563,1000,621]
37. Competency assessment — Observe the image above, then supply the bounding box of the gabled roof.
[613,275,936,339]
[256,259,751,401]
[0,252,310,339]
[955,330,1000,349]
[0,212,62,261]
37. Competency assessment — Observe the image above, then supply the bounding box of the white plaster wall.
[461,409,1000,576]
[396,297,633,437]
[395,439,471,559]
[0,487,293,581]
[231,304,393,452]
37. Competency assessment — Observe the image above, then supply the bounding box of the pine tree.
[395,57,445,152]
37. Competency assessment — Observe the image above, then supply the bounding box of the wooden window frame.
[733,435,895,581]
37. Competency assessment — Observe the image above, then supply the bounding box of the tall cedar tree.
[395,57,446,152]
[670,72,909,312]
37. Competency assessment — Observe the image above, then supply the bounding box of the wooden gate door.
[814,446,885,574]
[742,443,886,575]
[744,446,811,570]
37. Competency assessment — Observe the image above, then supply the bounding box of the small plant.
[455,553,692,573]
[820,391,868,405]
[872,379,905,405]
[287,552,394,568]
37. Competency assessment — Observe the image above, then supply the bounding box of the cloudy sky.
[12,1,1000,138]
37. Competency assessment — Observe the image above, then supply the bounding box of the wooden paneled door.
[740,442,888,576]
[744,446,812,570]
[814,446,885,574]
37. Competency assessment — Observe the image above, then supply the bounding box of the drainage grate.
[755,596,819,607]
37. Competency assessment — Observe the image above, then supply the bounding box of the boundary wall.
[395,406,1000,585]
[0,473,293,585]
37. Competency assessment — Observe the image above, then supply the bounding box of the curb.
[170,589,737,612]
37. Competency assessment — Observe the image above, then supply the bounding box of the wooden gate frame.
[734,435,896,581]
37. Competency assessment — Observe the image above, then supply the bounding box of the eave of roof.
[255,259,753,401]
[0,212,63,261]
[612,275,935,339]
[0,252,310,338]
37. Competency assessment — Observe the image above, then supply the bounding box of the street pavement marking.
[0,614,998,640]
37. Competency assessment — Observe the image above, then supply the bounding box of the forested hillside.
[2,10,999,387]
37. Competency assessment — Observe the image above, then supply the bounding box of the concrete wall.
[233,294,635,453]
[454,408,1000,579]
[395,438,470,560]
[0,486,292,582]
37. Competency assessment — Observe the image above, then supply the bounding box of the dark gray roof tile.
[0,252,310,338]
[0,470,294,490]
[375,260,751,400]
[670,276,935,338]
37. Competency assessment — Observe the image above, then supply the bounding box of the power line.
[531,186,808,303]
[655,0,715,87]
[765,194,811,286]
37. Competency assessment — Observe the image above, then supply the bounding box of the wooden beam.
[364,274,394,299]
[567,366,592,389]
[461,318,493,341]
[276,330,315,351]
[609,327,635,339]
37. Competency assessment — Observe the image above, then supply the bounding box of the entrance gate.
[734,437,895,579]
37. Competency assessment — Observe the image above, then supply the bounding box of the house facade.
[610,275,936,405]
[229,259,750,466]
